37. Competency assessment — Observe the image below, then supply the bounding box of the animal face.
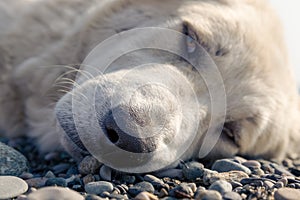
[52,0,299,172]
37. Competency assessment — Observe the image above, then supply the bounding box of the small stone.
[212,159,251,174]
[45,178,67,187]
[154,169,183,179]
[44,171,56,178]
[279,177,288,186]
[78,156,101,175]
[242,160,261,169]
[85,194,106,200]
[233,156,247,164]
[195,190,222,200]
[116,185,127,194]
[282,159,293,168]
[264,180,275,189]
[67,165,79,175]
[52,163,70,174]
[270,163,294,176]
[251,168,265,176]
[223,192,242,200]
[27,186,84,200]
[289,168,300,177]
[263,174,282,181]
[203,170,249,185]
[83,174,95,185]
[99,165,112,181]
[134,191,158,200]
[230,181,243,188]
[144,174,164,189]
[275,181,284,188]
[288,183,296,188]
[26,178,48,188]
[187,183,197,192]
[274,188,300,200]
[209,180,232,194]
[120,174,136,184]
[158,188,168,198]
[128,181,155,197]
[232,187,243,193]
[0,142,29,176]
[44,152,60,161]
[84,181,113,195]
[182,161,204,181]
[169,183,194,198]
[19,172,34,180]
[0,176,28,199]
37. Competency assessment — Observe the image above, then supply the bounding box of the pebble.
[209,180,232,194]
[169,183,194,198]
[279,177,288,186]
[203,170,249,184]
[159,188,168,198]
[144,174,164,189]
[67,165,79,176]
[242,160,261,169]
[274,181,284,188]
[134,191,158,200]
[27,186,84,200]
[230,181,243,188]
[85,194,106,200]
[20,172,34,179]
[45,177,67,187]
[274,188,300,200]
[223,192,242,200]
[212,159,251,174]
[270,163,293,176]
[0,176,28,199]
[128,181,155,197]
[78,156,101,175]
[195,190,222,200]
[154,169,183,179]
[264,180,275,189]
[182,161,205,181]
[44,171,56,178]
[0,142,29,176]
[26,177,48,188]
[120,174,136,184]
[82,174,95,185]
[233,157,247,164]
[84,181,113,195]
[52,163,70,174]
[99,165,112,181]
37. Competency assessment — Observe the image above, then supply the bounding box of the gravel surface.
[1,137,300,199]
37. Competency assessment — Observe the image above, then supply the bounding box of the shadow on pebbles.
[1,138,300,199]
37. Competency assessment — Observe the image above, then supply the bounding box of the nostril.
[106,128,119,144]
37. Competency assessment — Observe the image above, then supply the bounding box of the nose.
[104,112,158,153]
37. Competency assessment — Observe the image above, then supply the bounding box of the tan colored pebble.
[274,188,300,200]
[27,186,84,200]
[83,174,95,185]
[134,191,158,200]
[158,188,168,198]
[195,190,222,200]
[0,176,28,199]
[204,170,249,184]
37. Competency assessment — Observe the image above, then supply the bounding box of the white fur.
[0,0,299,171]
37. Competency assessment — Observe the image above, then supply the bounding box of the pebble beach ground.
[1,137,300,200]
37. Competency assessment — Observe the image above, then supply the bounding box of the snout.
[100,82,180,153]
[55,64,200,172]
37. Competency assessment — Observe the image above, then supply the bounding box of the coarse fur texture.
[0,0,299,172]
